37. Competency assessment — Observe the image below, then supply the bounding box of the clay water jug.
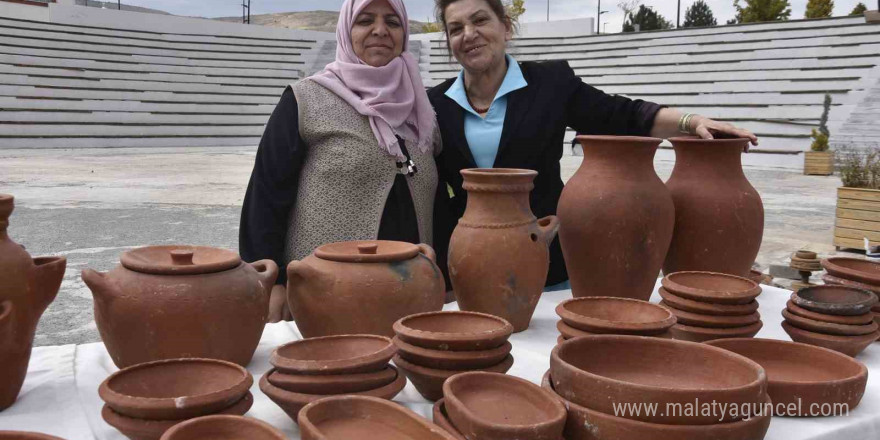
[557,136,674,300]
[663,137,764,278]
[448,169,559,332]
[0,194,67,411]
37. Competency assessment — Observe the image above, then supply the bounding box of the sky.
[123,0,872,34]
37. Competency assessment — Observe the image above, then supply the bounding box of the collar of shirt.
[445,54,528,117]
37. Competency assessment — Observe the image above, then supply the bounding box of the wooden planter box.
[834,187,880,250]
[804,151,834,176]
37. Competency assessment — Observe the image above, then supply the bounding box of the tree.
[683,0,718,27]
[805,0,834,18]
[505,0,526,22]
[623,5,673,32]
[810,94,832,152]
[732,0,792,23]
[617,0,642,29]
[850,2,867,15]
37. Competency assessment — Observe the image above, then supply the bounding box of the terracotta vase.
[82,245,277,368]
[448,169,559,332]
[663,137,764,277]
[557,136,674,300]
[0,194,67,411]
[286,240,445,338]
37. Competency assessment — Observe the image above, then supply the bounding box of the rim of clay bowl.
[432,399,467,440]
[314,240,420,263]
[269,334,396,375]
[0,433,65,440]
[664,304,761,328]
[98,358,253,421]
[555,297,676,334]
[556,320,596,339]
[460,168,538,177]
[671,320,764,338]
[392,336,512,370]
[792,286,878,316]
[576,135,663,146]
[158,415,286,440]
[822,274,880,295]
[785,300,874,325]
[662,271,761,305]
[781,321,880,357]
[392,354,514,381]
[101,392,254,437]
[120,245,241,275]
[659,287,759,316]
[782,309,879,336]
[267,365,397,394]
[668,136,752,145]
[392,311,514,351]
[821,257,880,286]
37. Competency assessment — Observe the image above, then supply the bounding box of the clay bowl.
[259,366,406,423]
[270,334,396,375]
[393,336,512,370]
[0,434,66,440]
[706,338,868,415]
[662,302,760,328]
[298,395,458,440]
[782,308,879,336]
[101,392,253,440]
[550,335,767,425]
[822,273,880,295]
[158,415,285,440]
[786,300,874,325]
[392,353,514,401]
[443,372,566,440]
[98,358,253,420]
[791,286,878,316]
[669,321,763,343]
[748,269,769,285]
[782,321,879,357]
[555,297,676,335]
[557,321,672,339]
[266,365,397,394]
[541,372,772,440]
[659,287,759,316]
[432,399,467,440]
[822,257,880,286]
[393,311,513,351]
[662,271,761,305]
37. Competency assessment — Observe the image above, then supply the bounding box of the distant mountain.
[213,10,431,33]
[75,0,170,15]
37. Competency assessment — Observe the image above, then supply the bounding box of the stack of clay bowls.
[822,257,880,341]
[391,311,515,401]
[158,415,285,440]
[259,334,405,423]
[555,297,676,344]
[782,285,879,356]
[661,271,763,342]
[98,358,254,440]
[547,336,771,440]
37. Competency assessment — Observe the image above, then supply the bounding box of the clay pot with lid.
[82,245,278,368]
[558,136,674,301]
[158,415,286,440]
[663,137,764,278]
[448,168,559,332]
[287,240,444,338]
[0,194,67,411]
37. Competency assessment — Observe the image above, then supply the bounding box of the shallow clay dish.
[823,273,880,295]
[393,311,513,351]
[443,372,566,440]
[706,338,868,415]
[432,399,467,440]
[557,321,672,340]
[550,335,767,425]
[541,372,772,440]
[0,434,66,440]
[393,336,511,370]
[98,358,252,420]
[662,302,760,328]
[266,366,397,395]
[786,300,874,325]
[659,287,759,316]
[158,415,285,440]
[822,257,880,286]
[662,272,761,305]
[259,367,406,423]
[791,286,878,316]
[670,321,763,343]
[270,335,395,375]
[392,353,514,401]
[782,321,878,357]
[782,309,878,336]
[298,395,457,440]
[555,297,675,335]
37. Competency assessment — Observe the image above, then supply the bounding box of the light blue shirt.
[444,55,528,168]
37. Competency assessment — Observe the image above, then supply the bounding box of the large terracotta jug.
[557,136,674,300]
[663,137,764,277]
[0,194,67,411]
[448,169,559,332]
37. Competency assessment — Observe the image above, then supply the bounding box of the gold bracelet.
[679,113,695,134]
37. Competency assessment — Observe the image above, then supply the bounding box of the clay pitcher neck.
[0,193,13,235]
[31,256,66,315]
[669,137,749,180]
[459,168,538,225]
[576,135,662,177]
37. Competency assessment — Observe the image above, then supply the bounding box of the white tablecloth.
[1,281,878,439]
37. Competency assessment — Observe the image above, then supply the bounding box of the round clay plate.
[659,287,759,316]
[393,311,513,351]
[662,271,761,305]
[159,414,286,440]
[433,399,467,440]
[120,245,241,275]
[662,302,760,328]
[782,309,879,336]
[557,320,672,340]
[786,300,875,325]
[555,297,675,335]
[270,334,395,375]
[791,286,878,316]
[822,257,880,286]
[314,240,420,263]
[393,336,512,370]
[669,320,764,343]
[782,321,879,357]
[266,365,397,395]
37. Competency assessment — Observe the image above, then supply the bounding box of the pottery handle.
[416,243,437,263]
[81,267,114,305]
[536,215,560,246]
[250,259,279,293]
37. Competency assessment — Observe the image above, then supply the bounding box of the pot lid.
[120,245,241,275]
[314,240,419,263]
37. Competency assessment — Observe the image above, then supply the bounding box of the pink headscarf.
[309,0,435,161]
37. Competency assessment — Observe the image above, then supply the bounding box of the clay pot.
[158,415,285,440]
[287,240,444,338]
[448,168,559,332]
[0,433,66,440]
[706,338,868,415]
[266,366,397,395]
[298,395,458,440]
[669,321,763,342]
[443,372,566,440]
[782,309,878,336]
[792,285,878,316]
[99,358,253,420]
[433,399,467,440]
[555,297,675,335]
[661,272,761,305]
[541,372,772,440]
[393,311,513,351]
[82,245,276,368]
[781,321,878,357]
[663,137,764,278]
[270,335,395,375]
[0,196,67,412]
[393,336,512,370]
[659,287,759,316]
[662,303,760,328]
[259,366,406,423]
[822,257,880,286]
[558,136,674,301]
[392,353,514,402]
[822,273,880,295]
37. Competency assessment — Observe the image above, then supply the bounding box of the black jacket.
[429,60,664,286]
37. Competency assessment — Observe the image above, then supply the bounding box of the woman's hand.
[690,115,758,151]
[268,284,293,323]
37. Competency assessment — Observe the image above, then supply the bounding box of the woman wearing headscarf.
[240,0,441,322]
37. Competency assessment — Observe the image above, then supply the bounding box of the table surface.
[1,281,878,439]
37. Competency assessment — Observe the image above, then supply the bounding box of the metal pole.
[677,0,680,27]
[597,0,600,33]
[547,0,550,21]
[117,0,120,9]
[248,0,251,24]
